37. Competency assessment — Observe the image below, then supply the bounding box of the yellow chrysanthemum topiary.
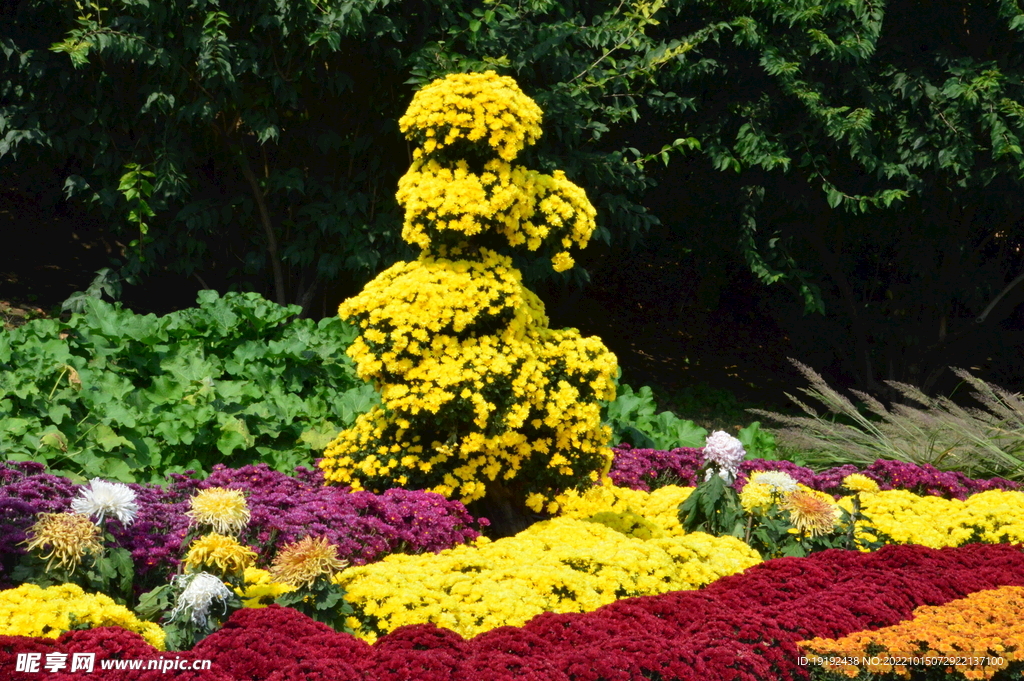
[398,71,543,161]
[0,583,165,649]
[320,72,616,523]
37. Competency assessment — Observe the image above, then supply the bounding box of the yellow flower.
[842,473,880,494]
[0,583,164,649]
[398,71,543,161]
[551,252,575,272]
[235,568,296,608]
[184,533,257,576]
[783,490,841,537]
[270,536,348,589]
[22,513,103,574]
[186,487,251,535]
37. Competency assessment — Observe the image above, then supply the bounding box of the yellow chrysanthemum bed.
[0,583,165,649]
[335,514,760,642]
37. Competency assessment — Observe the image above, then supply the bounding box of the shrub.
[319,72,618,530]
[0,290,376,482]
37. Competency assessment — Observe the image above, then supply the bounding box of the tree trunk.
[468,480,538,538]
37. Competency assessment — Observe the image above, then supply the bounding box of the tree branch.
[237,147,287,306]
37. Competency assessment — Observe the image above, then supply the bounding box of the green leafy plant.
[750,359,1024,480]
[604,382,708,450]
[677,470,745,538]
[0,290,377,482]
[275,579,354,634]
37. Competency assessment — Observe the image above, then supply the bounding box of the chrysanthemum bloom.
[702,431,747,482]
[269,536,348,589]
[750,470,799,494]
[185,487,250,535]
[169,572,234,627]
[22,512,103,573]
[842,473,880,494]
[71,478,138,525]
[184,533,257,576]
[784,490,841,537]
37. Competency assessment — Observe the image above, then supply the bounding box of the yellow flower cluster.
[184,533,257,576]
[838,489,1024,549]
[235,568,296,608]
[335,515,760,641]
[321,249,617,507]
[396,158,596,261]
[398,71,543,161]
[557,480,695,536]
[0,583,165,649]
[321,71,614,509]
[799,585,1023,679]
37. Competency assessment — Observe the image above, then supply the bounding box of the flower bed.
[5,543,1024,680]
[337,515,759,640]
[0,461,484,587]
[609,444,1019,498]
[800,584,1024,680]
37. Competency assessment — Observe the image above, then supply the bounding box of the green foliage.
[14,526,136,606]
[0,291,376,482]
[603,383,708,450]
[275,580,355,634]
[0,0,680,310]
[736,421,777,461]
[647,0,1024,392]
[677,468,745,537]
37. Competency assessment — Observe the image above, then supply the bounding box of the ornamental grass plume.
[186,487,250,535]
[783,489,841,537]
[269,536,348,589]
[184,533,257,576]
[749,359,1024,481]
[71,477,138,525]
[22,512,103,573]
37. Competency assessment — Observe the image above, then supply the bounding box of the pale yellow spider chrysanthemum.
[184,532,257,576]
[22,513,103,573]
[186,487,251,535]
[269,536,348,589]
[784,490,841,537]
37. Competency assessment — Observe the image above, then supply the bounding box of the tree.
[642,0,1024,395]
[0,0,678,315]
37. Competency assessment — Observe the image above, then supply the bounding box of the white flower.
[702,430,746,478]
[71,478,138,525]
[748,470,799,494]
[169,572,233,627]
[704,467,737,485]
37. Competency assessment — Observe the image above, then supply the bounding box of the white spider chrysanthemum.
[748,470,799,494]
[702,430,747,479]
[169,572,233,627]
[71,478,138,525]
